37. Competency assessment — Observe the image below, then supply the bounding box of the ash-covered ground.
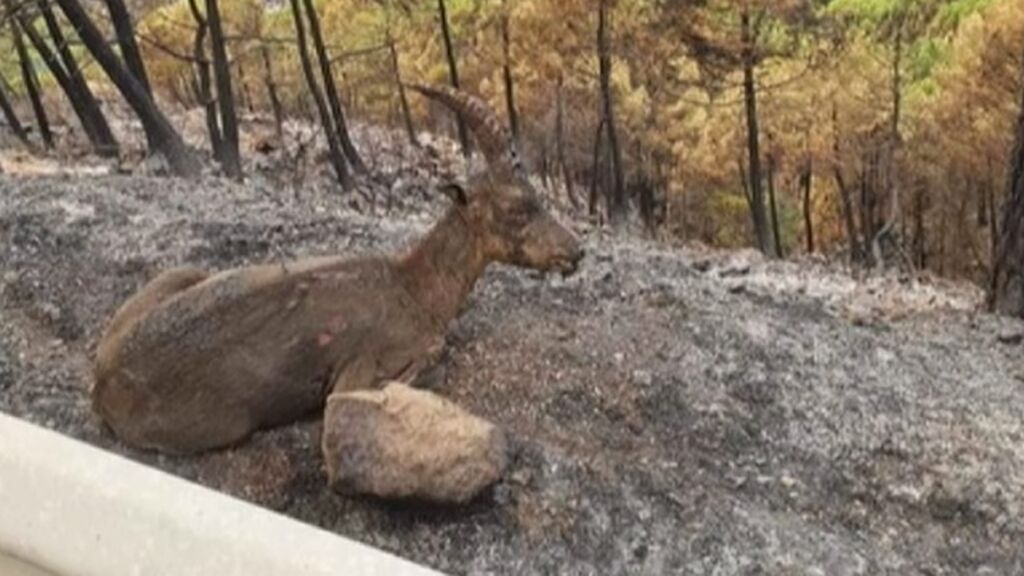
[1,143,1023,575]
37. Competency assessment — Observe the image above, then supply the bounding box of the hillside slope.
[1,173,1022,575]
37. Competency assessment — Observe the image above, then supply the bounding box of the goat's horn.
[407,83,522,173]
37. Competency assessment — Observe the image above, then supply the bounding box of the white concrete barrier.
[0,412,444,576]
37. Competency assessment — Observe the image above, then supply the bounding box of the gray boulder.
[322,382,507,504]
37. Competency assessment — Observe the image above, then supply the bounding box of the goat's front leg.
[396,334,448,389]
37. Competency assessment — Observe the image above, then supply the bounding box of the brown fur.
[93,171,583,455]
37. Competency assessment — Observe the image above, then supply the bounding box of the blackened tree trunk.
[913,184,926,268]
[0,74,29,145]
[236,62,255,114]
[206,0,242,179]
[37,0,118,156]
[500,0,519,142]
[289,0,351,189]
[832,101,862,263]
[598,0,626,225]
[16,7,114,156]
[104,0,156,150]
[556,74,578,209]
[104,0,151,95]
[766,151,783,258]
[987,170,998,267]
[990,50,1024,316]
[437,0,470,157]
[740,9,770,255]
[801,159,814,254]
[301,0,365,173]
[187,0,222,160]
[10,17,53,148]
[56,0,200,175]
[589,116,606,218]
[386,27,416,147]
[260,43,284,140]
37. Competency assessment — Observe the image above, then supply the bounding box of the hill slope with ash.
[1,173,1022,575]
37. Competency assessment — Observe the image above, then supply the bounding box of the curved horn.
[407,83,523,173]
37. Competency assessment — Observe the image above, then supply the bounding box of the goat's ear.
[438,182,469,206]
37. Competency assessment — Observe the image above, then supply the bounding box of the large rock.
[322,382,507,504]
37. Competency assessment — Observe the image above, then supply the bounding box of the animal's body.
[92,85,584,458]
[95,256,441,453]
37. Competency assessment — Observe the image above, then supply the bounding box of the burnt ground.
[1,166,1024,575]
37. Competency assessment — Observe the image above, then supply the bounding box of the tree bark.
[990,50,1024,316]
[236,61,255,114]
[10,16,53,148]
[37,0,118,156]
[913,184,926,268]
[740,9,770,255]
[104,0,151,95]
[589,116,606,218]
[555,74,578,209]
[801,160,814,254]
[104,0,156,150]
[302,0,365,173]
[187,0,222,161]
[260,43,285,140]
[0,73,30,145]
[16,6,113,156]
[766,151,784,258]
[831,102,862,263]
[385,23,416,147]
[206,0,242,179]
[56,0,200,175]
[437,0,470,157]
[288,0,351,189]
[598,0,626,225]
[500,0,519,142]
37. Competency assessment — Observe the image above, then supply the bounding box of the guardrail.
[0,412,443,576]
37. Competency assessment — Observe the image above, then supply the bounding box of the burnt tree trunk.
[387,38,415,145]
[385,19,415,146]
[37,0,118,156]
[104,0,156,150]
[598,0,626,225]
[801,159,814,254]
[990,50,1024,316]
[500,0,519,142]
[206,0,242,179]
[260,44,284,140]
[188,0,222,160]
[832,102,862,263]
[766,152,784,258]
[10,17,53,148]
[913,184,926,268]
[987,171,998,269]
[437,0,470,157]
[0,73,29,145]
[741,9,771,255]
[589,116,606,218]
[236,62,255,114]
[556,74,578,209]
[56,0,199,175]
[288,0,351,189]
[301,0,365,173]
[16,7,111,155]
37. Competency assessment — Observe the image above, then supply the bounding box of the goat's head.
[411,84,584,276]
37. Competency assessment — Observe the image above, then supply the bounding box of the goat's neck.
[396,208,488,329]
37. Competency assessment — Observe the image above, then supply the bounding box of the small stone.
[996,328,1024,345]
[322,382,508,504]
